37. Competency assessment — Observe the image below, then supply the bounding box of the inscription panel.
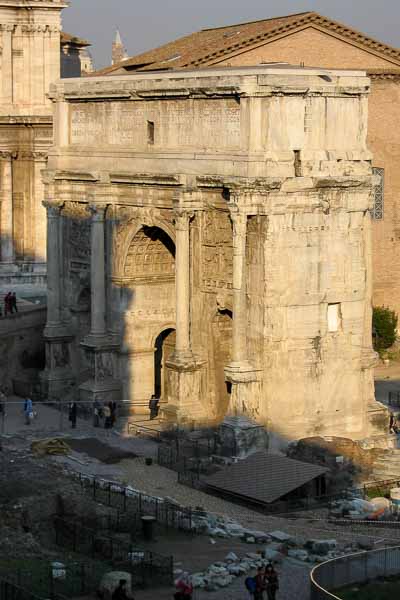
[70,99,241,149]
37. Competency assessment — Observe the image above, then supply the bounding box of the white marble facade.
[41,66,385,442]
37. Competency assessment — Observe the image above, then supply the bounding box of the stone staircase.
[373,448,400,479]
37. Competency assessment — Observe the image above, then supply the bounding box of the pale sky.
[62,0,400,69]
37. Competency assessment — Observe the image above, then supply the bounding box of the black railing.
[310,545,400,599]
[77,473,196,533]
[0,561,104,600]
[53,516,173,587]
[0,578,47,600]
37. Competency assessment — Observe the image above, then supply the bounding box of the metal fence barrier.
[0,578,46,600]
[77,473,197,533]
[0,561,104,600]
[53,516,173,587]
[310,544,400,599]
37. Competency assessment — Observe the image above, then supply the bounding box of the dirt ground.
[1,399,399,600]
[64,437,137,464]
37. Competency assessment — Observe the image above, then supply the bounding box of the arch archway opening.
[154,328,176,400]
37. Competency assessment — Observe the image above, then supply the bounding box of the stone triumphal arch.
[40,65,386,441]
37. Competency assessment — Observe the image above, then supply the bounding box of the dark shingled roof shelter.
[203,452,328,505]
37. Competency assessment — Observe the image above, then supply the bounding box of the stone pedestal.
[218,415,268,459]
[40,331,75,399]
[225,362,261,417]
[162,358,205,425]
[79,338,121,404]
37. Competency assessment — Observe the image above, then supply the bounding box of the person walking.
[149,394,160,420]
[68,402,77,429]
[254,566,265,600]
[264,563,279,600]
[11,292,17,313]
[110,401,117,428]
[174,573,193,600]
[112,579,132,600]
[103,402,111,429]
[24,397,33,425]
[4,292,11,316]
[389,412,399,434]
[245,575,257,599]
[93,400,101,428]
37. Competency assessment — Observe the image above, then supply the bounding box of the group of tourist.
[246,564,280,600]
[173,563,279,600]
[2,291,18,317]
[68,400,118,429]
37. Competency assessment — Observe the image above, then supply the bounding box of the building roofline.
[201,11,312,32]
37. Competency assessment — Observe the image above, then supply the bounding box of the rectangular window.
[327,303,341,333]
[147,120,155,145]
[372,167,384,220]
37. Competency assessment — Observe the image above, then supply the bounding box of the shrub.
[373,306,398,351]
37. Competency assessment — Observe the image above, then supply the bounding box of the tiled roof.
[96,11,400,76]
[61,31,90,47]
[203,452,328,504]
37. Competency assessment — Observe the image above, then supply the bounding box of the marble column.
[173,208,193,362]
[163,206,205,425]
[40,201,75,399]
[44,202,62,327]
[80,203,121,404]
[0,154,15,264]
[224,209,259,420]
[230,212,248,365]
[89,204,107,338]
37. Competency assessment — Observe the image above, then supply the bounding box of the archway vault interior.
[124,226,175,281]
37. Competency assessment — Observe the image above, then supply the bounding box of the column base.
[81,333,119,349]
[41,328,75,399]
[218,415,269,459]
[80,336,121,404]
[224,361,260,383]
[40,368,75,400]
[162,356,206,425]
[79,378,121,404]
[44,324,73,340]
[224,362,262,420]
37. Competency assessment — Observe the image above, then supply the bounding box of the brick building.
[101,12,400,317]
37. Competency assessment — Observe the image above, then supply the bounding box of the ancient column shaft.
[174,209,192,359]
[44,203,62,325]
[231,212,248,364]
[90,205,107,337]
[1,155,15,263]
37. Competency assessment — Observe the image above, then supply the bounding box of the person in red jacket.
[254,566,266,600]
[174,573,193,600]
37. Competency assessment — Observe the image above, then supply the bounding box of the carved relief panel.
[202,210,233,293]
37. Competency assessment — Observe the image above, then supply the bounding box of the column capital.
[43,200,64,217]
[0,151,12,161]
[88,203,107,221]
[173,208,194,231]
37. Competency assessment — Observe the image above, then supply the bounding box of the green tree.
[373,306,398,351]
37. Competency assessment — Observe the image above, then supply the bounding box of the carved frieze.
[202,210,233,292]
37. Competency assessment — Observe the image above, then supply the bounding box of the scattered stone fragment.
[269,530,292,543]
